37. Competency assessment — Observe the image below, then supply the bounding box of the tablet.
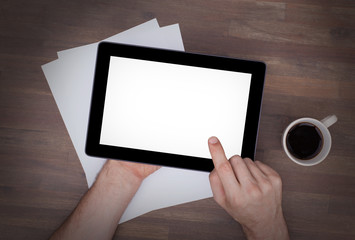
[86,42,265,171]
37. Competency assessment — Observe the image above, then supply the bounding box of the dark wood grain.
[1,0,354,239]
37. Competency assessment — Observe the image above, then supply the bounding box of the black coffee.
[286,122,323,160]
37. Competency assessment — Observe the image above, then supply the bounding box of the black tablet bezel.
[86,42,265,172]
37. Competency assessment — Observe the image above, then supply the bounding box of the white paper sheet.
[42,19,212,224]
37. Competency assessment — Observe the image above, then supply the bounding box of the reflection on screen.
[100,56,251,159]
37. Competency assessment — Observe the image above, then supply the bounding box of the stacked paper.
[41,19,212,223]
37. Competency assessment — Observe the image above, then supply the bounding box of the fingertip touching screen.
[86,43,265,171]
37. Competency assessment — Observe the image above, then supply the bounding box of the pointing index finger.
[208,137,240,193]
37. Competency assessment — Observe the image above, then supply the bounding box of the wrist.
[94,160,143,195]
[241,209,289,240]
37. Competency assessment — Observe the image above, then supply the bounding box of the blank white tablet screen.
[100,56,251,159]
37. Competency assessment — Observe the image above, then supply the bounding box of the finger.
[244,158,268,183]
[254,160,279,177]
[208,137,240,193]
[254,161,282,190]
[229,155,256,186]
[209,169,226,206]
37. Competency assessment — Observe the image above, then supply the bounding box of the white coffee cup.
[282,115,337,166]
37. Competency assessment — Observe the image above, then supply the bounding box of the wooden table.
[1,0,355,239]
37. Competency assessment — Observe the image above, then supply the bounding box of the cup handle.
[321,115,338,128]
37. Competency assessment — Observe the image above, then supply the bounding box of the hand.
[208,136,289,240]
[49,160,160,240]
